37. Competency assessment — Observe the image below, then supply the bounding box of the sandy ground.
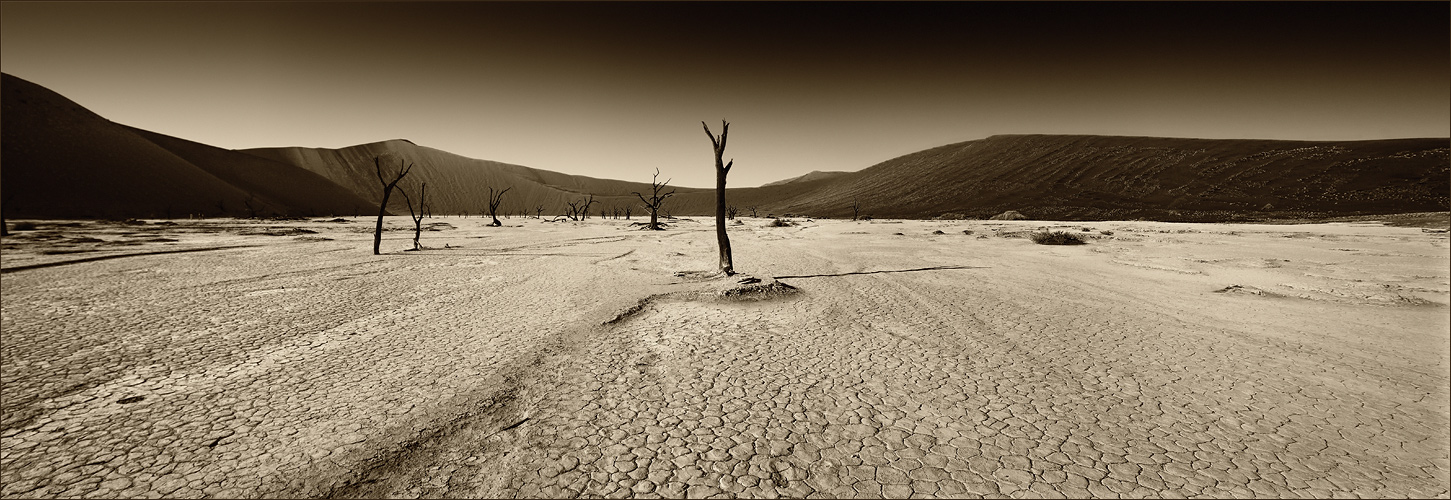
[1,215,1447,498]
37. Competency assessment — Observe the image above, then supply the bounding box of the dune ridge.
[3,72,1446,221]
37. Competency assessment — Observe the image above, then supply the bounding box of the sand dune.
[7,73,1443,222]
[1,216,1446,497]
[775,134,1451,220]
[242,140,712,218]
[1,73,378,219]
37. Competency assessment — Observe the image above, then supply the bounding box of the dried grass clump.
[1029,230,1086,245]
[767,218,792,227]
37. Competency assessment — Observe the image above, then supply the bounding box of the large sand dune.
[2,216,1446,498]
[0,73,381,219]
[6,72,1445,222]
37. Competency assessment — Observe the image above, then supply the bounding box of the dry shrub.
[1030,230,1086,245]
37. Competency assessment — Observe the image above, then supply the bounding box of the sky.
[3,2,1447,188]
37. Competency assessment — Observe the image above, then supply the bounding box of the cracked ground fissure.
[2,217,1446,498]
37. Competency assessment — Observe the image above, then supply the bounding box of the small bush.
[1082,227,1093,232]
[1100,230,1114,236]
[931,230,946,235]
[768,218,791,227]
[1029,230,1086,245]
[962,230,974,235]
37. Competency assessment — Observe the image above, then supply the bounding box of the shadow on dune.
[0,245,260,274]
[773,265,988,279]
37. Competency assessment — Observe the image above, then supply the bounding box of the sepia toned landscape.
[3,1,1449,499]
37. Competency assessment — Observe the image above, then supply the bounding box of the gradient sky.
[3,2,1447,188]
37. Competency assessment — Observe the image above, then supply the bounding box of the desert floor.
[1,215,1448,499]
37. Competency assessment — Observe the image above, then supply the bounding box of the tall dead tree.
[399,182,426,250]
[851,199,862,220]
[703,120,735,275]
[374,156,414,255]
[625,205,632,220]
[487,186,512,227]
[633,168,675,231]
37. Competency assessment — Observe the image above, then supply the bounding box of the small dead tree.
[374,156,414,255]
[625,205,632,220]
[703,120,735,275]
[851,199,861,220]
[486,186,512,227]
[535,205,545,219]
[565,199,582,221]
[243,193,258,218]
[579,195,597,220]
[633,168,676,230]
[727,205,739,220]
[399,182,426,250]
[748,206,759,218]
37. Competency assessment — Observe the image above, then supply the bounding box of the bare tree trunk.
[487,186,512,227]
[580,195,597,221]
[401,183,426,250]
[704,120,735,275]
[374,157,414,255]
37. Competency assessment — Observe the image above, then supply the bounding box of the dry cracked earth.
[1,215,1448,498]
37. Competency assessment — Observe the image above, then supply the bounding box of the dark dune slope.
[1,73,377,218]
[768,134,1449,220]
[126,127,379,217]
[243,141,712,218]
[1,73,256,218]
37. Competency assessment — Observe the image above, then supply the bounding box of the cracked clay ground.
[2,216,1448,498]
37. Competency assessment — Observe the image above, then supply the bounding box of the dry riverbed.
[2,215,1448,498]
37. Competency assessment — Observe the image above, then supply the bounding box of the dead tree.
[487,186,512,227]
[748,206,759,218]
[243,193,258,218]
[625,206,632,220]
[851,199,861,220]
[579,195,597,220]
[727,205,739,220]
[632,168,676,231]
[399,182,426,250]
[565,199,582,221]
[373,156,414,255]
[535,205,545,218]
[703,120,735,275]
